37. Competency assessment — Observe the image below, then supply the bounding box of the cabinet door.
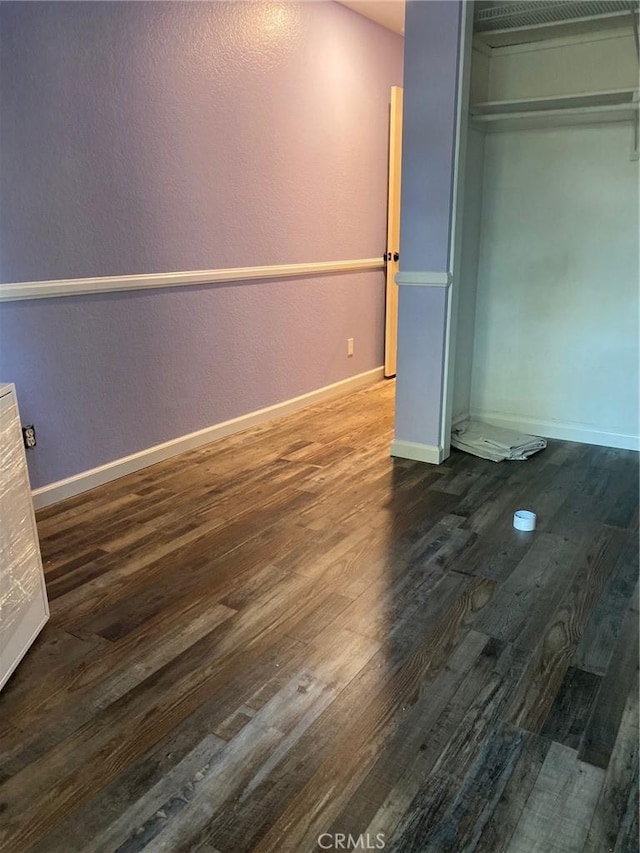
[0,390,48,690]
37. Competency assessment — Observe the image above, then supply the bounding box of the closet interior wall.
[453,19,639,450]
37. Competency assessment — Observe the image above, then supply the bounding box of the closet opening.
[452,0,640,453]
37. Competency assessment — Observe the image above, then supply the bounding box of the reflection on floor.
[1,380,638,852]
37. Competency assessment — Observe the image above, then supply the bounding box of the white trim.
[441,0,474,461]
[0,258,384,303]
[394,271,452,287]
[32,367,385,509]
[470,410,640,452]
[390,439,444,465]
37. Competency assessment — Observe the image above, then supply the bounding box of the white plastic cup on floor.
[513,510,536,531]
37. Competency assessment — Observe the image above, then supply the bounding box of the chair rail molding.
[394,271,452,287]
[0,258,384,302]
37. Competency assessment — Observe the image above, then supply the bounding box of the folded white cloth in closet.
[451,421,546,462]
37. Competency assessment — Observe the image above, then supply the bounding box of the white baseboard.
[390,439,445,465]
[470,410,640,452]
[32,367,385,509]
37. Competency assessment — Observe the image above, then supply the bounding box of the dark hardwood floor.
[0,380,638,852]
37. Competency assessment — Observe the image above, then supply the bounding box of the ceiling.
[337,1,405,35]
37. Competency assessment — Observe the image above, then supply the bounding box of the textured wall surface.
[397,0,461,274]
[0,1,402,488]
[394,0,462,449]
[0,1,402,280]
[395,286,449,445]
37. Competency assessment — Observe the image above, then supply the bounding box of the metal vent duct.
[474,1,637,32]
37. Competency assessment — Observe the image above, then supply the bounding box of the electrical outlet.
[347,338,354,357]
[22,425,36,449]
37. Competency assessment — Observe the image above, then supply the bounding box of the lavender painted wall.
[1,273,384,488]
[394,0,462,450]
[395,287,449,446]
[0,1,403,488]
[397,0,461,273]
[0,1,402,280]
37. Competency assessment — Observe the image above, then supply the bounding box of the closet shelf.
[470,88,639,131]
[473,8,638,49]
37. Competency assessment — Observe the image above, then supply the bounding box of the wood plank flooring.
[0,380,638,852]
